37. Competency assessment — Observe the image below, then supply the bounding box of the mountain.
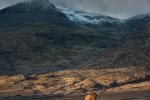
[55,5,124,27]
[0,0,67,17]
[0,0,149,75]
[0,1,149,98]
[0,0,124,74]
[0,0,72,27]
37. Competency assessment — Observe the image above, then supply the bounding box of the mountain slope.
[79,13,150,69]
[0,0,124,74]
[0,0,149,74]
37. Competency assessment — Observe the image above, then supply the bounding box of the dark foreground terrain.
[0,90,150,100]
[54,90,150,100]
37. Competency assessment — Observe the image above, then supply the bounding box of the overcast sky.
[0,0,150,19]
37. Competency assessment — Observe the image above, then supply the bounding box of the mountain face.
[0,0,124,74]
[79,13,150,69]
[55,5,123,27]
[80,31,150,69]
[0,0,149,74]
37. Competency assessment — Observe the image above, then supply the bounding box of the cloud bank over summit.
[0,0,150,19]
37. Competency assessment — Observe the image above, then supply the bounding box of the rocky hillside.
[0,0,125,74]
[0,0,149,75]
[80,13,150,69]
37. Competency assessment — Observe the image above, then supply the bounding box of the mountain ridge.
[55,5,124,27]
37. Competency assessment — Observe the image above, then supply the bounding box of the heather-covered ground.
[0,67,149,100]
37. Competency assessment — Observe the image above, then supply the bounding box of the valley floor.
[0,89,150,100]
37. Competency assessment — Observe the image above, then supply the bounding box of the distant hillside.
[126,12,150,30]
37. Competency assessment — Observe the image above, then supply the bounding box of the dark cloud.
[0,0,150,19]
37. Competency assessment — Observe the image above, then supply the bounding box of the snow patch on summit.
[55,5,122,25]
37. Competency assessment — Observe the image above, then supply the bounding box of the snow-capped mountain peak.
[55,5,122,25]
